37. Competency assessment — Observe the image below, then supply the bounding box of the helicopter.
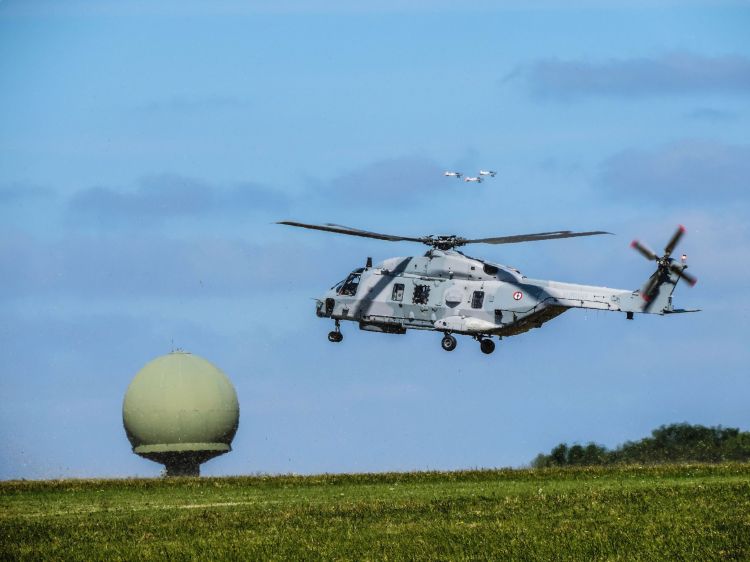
[279,221,698,354]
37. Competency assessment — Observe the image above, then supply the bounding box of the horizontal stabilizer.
[663,308,701,314]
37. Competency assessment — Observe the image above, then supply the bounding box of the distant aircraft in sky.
[445,169,496,183]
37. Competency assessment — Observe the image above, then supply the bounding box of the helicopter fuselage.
[316,249,670,344]
[280,220,695,353]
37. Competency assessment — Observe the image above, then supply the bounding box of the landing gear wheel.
[480,338,496,355]
[328,320,343,343]
[441,334,457,352]
[328,331,343,343]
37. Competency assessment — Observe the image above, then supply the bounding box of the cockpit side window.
[338,269,363,296]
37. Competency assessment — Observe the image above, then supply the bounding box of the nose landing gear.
[328,320,343,343]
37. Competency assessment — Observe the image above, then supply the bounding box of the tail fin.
[630,226,698,314]
[637,266,684,314]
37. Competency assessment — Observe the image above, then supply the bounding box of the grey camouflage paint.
[316,249,690,340]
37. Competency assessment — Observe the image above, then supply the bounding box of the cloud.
[0,231,326,299]
[596,140,750,204]
[68,174,289,225]
[312,155,447,207]
[516,52,750,100]
[0,183,54,206]
[2,0,540,18]
[685,107,739,122]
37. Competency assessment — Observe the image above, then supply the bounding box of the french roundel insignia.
[513,291,523,301]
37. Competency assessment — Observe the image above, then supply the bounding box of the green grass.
[2,464,749,560]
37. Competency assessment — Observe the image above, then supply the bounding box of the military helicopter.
[279,221,697,354]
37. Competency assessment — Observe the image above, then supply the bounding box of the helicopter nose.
[316,297,335,318]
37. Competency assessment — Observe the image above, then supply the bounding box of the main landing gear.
[441,333,496,354]
[441,334,457,352]
[328,320,343,343]
[479,338,495,355]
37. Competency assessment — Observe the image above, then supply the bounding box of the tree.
[530,424,750,467]
[550,444,569,466]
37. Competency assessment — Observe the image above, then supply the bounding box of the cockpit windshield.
[337,268,363,296]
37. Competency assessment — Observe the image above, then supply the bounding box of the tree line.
[532,423,750,468]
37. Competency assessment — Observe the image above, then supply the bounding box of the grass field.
[2,464,749,560]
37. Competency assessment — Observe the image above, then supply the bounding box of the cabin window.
[471,290,485,309]
[391,283,404,302]
[413,284,430,305]
[483,263,499,275]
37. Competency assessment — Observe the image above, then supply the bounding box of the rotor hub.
[425,235,466,250]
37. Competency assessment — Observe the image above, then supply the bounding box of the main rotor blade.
[630,240,658,261]
[664,225,686,258]
[464,230,612,245]
[277,221,426,244]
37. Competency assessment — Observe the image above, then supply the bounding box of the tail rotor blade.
[631,240,658,261]
[669,263,698,287]
[640,274,661,308]
[664,225,686,258]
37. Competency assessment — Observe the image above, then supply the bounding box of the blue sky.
[1,0,749,479]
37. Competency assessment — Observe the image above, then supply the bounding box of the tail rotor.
[631,225,697,310]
